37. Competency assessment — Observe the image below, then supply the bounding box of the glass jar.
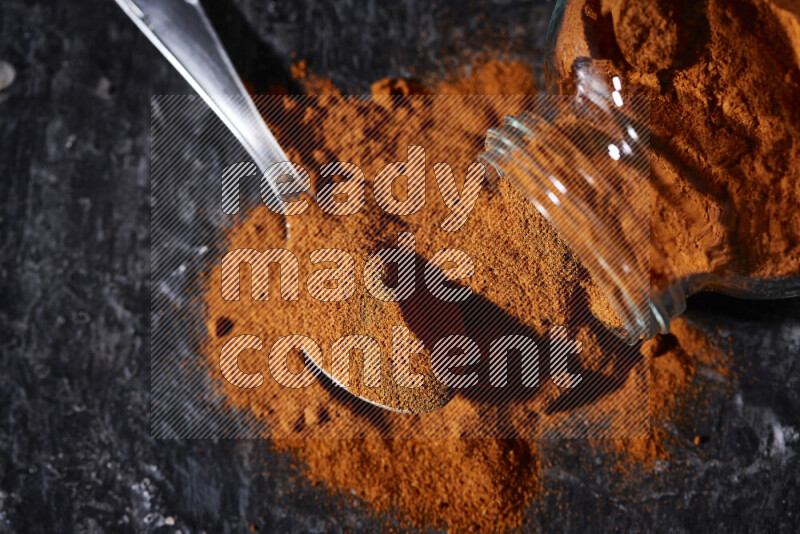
[480,0,800,343]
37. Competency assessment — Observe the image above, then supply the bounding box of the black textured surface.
[1,0,799,532]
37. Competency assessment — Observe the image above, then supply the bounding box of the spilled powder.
[202,59,561,531]
[198,52,748,532]
[614,318,734,465]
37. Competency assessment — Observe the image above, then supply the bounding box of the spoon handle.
[114,0,285,209]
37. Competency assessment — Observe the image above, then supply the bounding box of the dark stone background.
[1,0,799,532]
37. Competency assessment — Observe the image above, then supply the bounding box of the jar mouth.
[481,151,650,344]
[479,84,662,344]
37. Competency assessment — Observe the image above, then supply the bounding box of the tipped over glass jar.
[481,0,800,343]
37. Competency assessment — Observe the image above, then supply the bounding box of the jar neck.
[480,70,686,344]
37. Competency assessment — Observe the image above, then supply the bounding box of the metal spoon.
[115,0,445,414]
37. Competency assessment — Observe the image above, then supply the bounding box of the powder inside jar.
[553,0,800,282]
